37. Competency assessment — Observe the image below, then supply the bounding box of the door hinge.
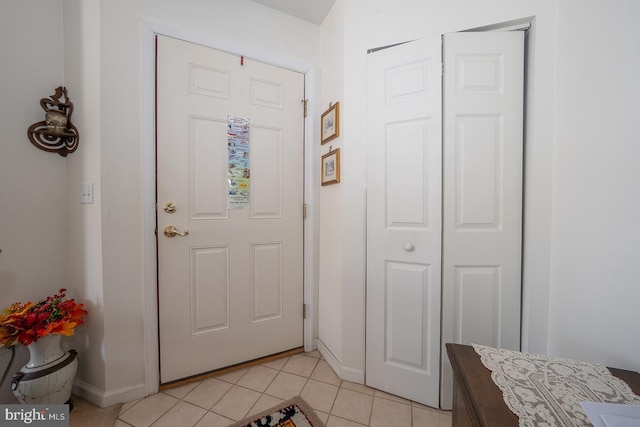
[303,203,307,219]
[302,99,309,118]
[303,303,307,319]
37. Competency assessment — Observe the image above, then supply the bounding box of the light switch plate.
[81,182,94,204]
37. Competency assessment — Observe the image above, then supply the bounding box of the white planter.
[11,334,78,405]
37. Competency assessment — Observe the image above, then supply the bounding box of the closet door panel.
[366,36,443,408]
[441,31,524,409]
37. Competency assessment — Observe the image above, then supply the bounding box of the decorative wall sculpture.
[27,86,79,157]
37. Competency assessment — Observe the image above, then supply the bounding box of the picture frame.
[321,148,340,186]
[320,102,340,144]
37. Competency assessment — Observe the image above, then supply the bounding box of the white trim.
[304,67,320,353]
[462,16,533,32]
[143,20,311,73]
[141,19,318,395]
[140,19,160,398]
[72,379,146,409]
[316,338,365,384]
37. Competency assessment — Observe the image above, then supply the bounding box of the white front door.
[365,36,443,407]
[366,31,524,408]
[157,35,305,383]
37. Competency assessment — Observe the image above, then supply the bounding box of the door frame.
[140,19,319,395]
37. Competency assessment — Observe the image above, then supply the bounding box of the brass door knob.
[164,226,189,238]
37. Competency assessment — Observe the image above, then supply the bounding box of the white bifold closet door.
[366,31,524,409]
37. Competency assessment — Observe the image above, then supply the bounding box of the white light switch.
[81,182,94,204]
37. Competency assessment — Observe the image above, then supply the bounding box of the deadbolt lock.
[164,202,177,214]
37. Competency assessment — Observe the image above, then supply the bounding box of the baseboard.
[72,378,146,408]
[340,365,365,384]
[315,339,365,384]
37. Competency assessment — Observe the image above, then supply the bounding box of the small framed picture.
[321,148,340,186]
[321,102,340,144]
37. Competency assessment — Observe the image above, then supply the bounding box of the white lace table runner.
[473,344,640,427]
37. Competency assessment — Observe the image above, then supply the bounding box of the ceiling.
[250,0,336,25]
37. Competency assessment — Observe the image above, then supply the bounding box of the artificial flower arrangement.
[0,288,87,348]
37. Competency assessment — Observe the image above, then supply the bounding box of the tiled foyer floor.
[114,350,452,427]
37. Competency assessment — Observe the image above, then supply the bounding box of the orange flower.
[0,289,87,347]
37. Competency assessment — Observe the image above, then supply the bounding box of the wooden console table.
[446,343,640,427]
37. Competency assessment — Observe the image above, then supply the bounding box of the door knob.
[164,226,189,238]
[404,243,415,252]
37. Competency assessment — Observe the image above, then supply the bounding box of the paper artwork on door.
[227,115,250,209]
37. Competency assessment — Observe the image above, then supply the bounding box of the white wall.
[317,0,347,374]
[63,0,106,395]
[5,0,638,408]
[2,0,321,407]
[0,1,68,403]
[548,0,640,370]
[317,0,640,384]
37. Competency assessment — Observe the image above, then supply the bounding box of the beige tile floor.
[115,351,452,427]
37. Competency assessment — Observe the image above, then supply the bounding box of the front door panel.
[157,35,305,383]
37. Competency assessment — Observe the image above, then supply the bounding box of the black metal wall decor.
[27,86,79,157]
